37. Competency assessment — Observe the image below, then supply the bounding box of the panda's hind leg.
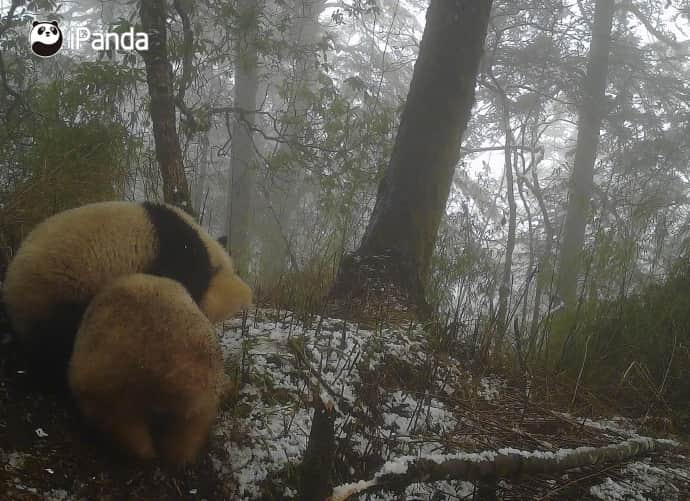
[157,399,218,466]
[96,407,156,461]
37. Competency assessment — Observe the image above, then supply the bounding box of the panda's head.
[30,21,63,58]
[200,240,252,323]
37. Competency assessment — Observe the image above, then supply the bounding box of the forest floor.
[1,308,689,500]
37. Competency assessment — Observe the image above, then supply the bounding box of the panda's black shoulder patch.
[142,203,212,304]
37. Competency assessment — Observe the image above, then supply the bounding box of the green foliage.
[554,258,690,419]
[253,60,399,291]
[0,61,144,254]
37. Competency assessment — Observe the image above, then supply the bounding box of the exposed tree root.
[328,251,431,323]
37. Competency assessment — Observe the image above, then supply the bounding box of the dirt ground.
[0,342,233,500]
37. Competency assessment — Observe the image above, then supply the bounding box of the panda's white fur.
[68,274,226,465]
[3,201,251,385]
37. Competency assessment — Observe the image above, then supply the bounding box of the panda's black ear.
[50,21,59,27]
[33,21,40,27]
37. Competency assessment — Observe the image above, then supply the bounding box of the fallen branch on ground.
[328,436,679,500]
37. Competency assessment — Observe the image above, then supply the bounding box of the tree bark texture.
[140,0,193,212]
[557,0,615,306]
[331,0,493,316]
[226,0,261,277]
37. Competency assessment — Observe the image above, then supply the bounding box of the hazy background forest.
[1,0,690,498]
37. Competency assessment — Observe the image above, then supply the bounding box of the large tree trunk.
[140,0,192,212]
[330,0,493,318]
[226,0,261,276]
[557,0,615,306]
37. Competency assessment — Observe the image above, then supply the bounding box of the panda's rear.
[68,273,225,465]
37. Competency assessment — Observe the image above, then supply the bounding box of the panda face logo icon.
[30,20,63,57]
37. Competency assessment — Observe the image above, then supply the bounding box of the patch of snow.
[331,479,377,499]
[381,390,457,437]
[213,309,463,498]
[558,412,639,437]
[590,460,688,501]
[1,451,29,471]
[478,376,506,401]
[364,480,475,500]
[11,479,39,495]
[44,489,70,501]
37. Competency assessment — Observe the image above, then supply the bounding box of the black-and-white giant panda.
[68,274,227,465]
[3,201,252,386]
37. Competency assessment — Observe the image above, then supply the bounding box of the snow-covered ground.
[1,307,685,499]
[212,309,690,500]
[589,459,690,501]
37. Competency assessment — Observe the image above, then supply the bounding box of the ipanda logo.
[30,21,63,57]
[30,20,148,58]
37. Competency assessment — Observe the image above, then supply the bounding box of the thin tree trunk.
[193,132,210,221]
[524,147,551,352]
[557,0,615,305]
[493,82,517,348]
[140,0,192,212]
[226,0,261,276]
[516,142,533,335]
[330,0,493,317]
[259,0,326,284]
